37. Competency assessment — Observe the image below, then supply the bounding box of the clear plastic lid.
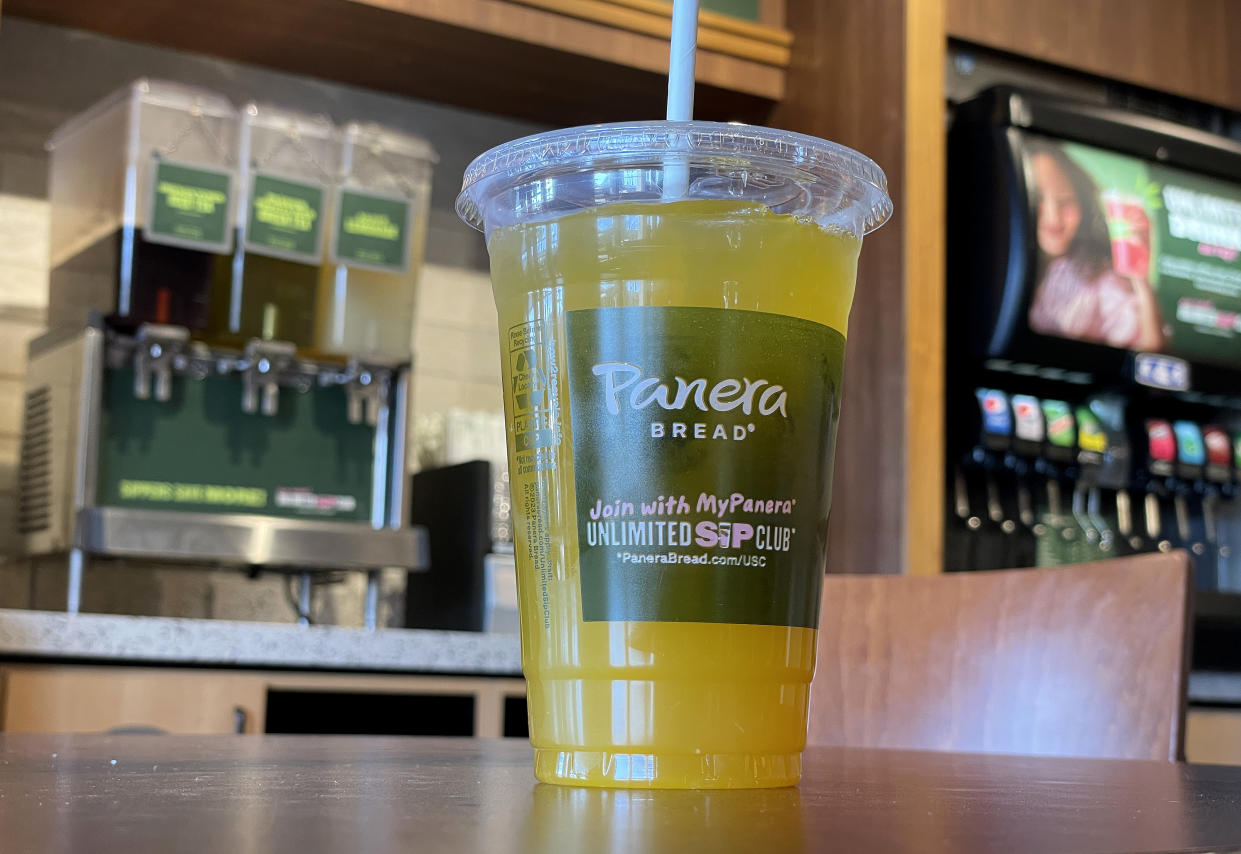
[242,102,338,181]
[342,122,437,164]
[340,122,437,198]
[47,78,237,151]
[243,102,337,140]
[456,120,892,238]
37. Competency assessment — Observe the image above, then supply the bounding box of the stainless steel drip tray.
[74,507,428,571]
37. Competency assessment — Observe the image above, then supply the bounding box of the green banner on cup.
[565,306,844,628]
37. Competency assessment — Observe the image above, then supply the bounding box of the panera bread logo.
[592,362,789,417]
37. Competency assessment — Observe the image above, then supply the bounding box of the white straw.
[664,0,699,199]
[666,0,699,122]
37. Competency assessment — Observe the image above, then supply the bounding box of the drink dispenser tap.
[950,466,984,572]
[1166,419,1212,587]
[1042,398,1096,559]
[133,323,189,402]
[1012,393,1073,566]
[953,467,979,532]
[1075,403,1116,554]
[1217,431,1241,591]
[1143,419,1178,553]
[966,388,1023,569]
[1079,396,1136,554]
[996,395,1040,567]
[343,360,392,427]
[1203,425,1234,585]
[947,389,1002,572]
[975,389,1015,530]
[1171,420,1210,582]
[241,338,296,416]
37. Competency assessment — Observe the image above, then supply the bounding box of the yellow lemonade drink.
[457,123,891,789]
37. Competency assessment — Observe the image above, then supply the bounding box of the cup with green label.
[455,1,891,790]
[456,122,890,788]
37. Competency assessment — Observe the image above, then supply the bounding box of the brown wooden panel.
[757,0,784,29]
[1186,708,1241,766]
[508,0,793,54]
[948,0,1241,110]
[810,551,1193,760]
[2,0,781,126]
[773,0,945,576]
[771,0,907,578]
[0,666,268,734]
[903,0,945,575]
[0,665,529,737]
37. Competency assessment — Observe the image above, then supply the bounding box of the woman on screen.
[1027,142,1165,351]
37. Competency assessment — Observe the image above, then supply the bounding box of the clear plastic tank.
[313,122,435,361]
[207,103,339,351]
[46,79,239,332]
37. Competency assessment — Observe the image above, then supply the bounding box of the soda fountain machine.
[947,87,1241,605]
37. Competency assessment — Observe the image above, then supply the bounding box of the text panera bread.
[592,362,789,417]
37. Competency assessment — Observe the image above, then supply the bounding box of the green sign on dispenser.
[332,189,411,273]
[246,172,326,261]
[146,160,233,252]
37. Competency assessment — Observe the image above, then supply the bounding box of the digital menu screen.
[1023,134,1241,367]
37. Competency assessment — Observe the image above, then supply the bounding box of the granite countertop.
[1,608,1235,701]
[0,609,522,675]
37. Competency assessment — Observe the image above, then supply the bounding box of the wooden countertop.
[2,735,1240,853]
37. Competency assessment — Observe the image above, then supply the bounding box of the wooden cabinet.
[947,0,1241,112]
[0,665,527,738]
[2,0,791,125]
[0,667,267,735]
[1186,708,1241,765]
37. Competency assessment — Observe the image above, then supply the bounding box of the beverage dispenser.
[315,121,435,362]
[947,87,1241,599]
[46,79,237,333]
[19,83,427,622]
[208,103,339,352]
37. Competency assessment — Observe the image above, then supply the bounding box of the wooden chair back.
[810,552,1193,760]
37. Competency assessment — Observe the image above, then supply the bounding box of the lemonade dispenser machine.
[18,81,430,622]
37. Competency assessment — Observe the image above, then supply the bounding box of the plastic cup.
[1102,191,1152,279]
[457,121,891,788]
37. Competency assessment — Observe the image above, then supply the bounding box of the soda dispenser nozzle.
[1086,487,1114,553]
[342,360,393,427]
[241,338,296,416]
[1171,420,1212,570]
[133,324,189,402]
[1116,488,1141,552]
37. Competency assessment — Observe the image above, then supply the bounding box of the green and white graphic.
[245,172,325,261]
[1041,399,1076,448]
[146,160,233,252]
[565,306,844,628]
[1151,164,1241,365]
[1075,405,1107,454]
[332,189,411,273]
[1045,136,1241,367]
[97,368,374,521]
